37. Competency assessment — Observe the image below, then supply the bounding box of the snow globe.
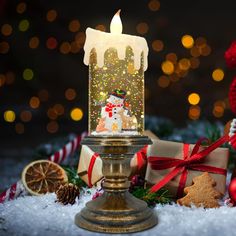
[75,10,157,233]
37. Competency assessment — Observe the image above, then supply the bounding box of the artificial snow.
[1,188,236,236]
[91,130,139,136]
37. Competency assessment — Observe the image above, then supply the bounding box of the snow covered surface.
[0,122,234,236]
[1,187,236,236]
[91,130,139,136]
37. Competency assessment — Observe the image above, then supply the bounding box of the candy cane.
[0,132,87,204]
[48,132,87,163]
[0,180,26,203]
[229,119,236,149]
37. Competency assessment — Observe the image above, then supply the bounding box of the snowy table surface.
[1,189,236,236]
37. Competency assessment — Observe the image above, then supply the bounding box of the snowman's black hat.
[110,89,126,99]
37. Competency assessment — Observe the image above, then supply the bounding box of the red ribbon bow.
[148,134,236,198]
[105,103,123,117]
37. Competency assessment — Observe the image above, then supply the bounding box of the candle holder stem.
[75,136,158,233]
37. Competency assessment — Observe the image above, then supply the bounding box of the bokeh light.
[47,121,59,133]
[152,40,164,52]
[195,37,207,48]
[70,41,81,53]
[4,110,16,123]
[169,74,179,82]
[212,69,224,82]
[18,19,30,32]
[70,108,83,121]
[15,123,25,134]
[46,9,57,22]
[214,100,226,109]
[213,101,225,118]
[136,22,149,35]
[1,24,13,36]
[20,110,32,122]
[29,96,40,109]
[65,88,76,100]
[158,75,170,88]
[188,105,201,120]
[95,24,106,32]
[60,42,71,54]
[0,2,229,136]
[166,53,177,64]
[188,93,200,105]
[69,20,80,32]
[23,68,34,80]
[148,0,160,11]
[176,69,188,78]
[16,2,27,14]
[53,104,65,116]
[46,37,58,49]
[47,108,58,120]
[0,41,10,54]
[190,57,200,69]
[179,58,191,71]
[200,45,211,56]
[161,60,174,75]
[29,36,39,49]
[75,32,86,45]
[190,46,201,57]
[181,35,194,49]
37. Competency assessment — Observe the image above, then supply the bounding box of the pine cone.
[55,183,80,205]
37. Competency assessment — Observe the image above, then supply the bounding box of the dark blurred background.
[1,0,236,148]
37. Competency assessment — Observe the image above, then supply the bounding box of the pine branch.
[62,166,87,188]
[205,123,222,143]
[130,186,172,207]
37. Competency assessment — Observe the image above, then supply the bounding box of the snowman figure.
[99,89,129,133]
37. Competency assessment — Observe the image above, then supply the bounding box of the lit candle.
[83,10,149,136]
[110,9,122,34]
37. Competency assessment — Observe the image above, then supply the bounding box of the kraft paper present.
[145,139,229,197]
[77,130,159,186]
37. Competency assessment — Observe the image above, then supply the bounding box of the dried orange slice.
[21,160,68,196]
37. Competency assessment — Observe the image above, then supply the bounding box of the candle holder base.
[74,135,158,233]
[75,191,157,233]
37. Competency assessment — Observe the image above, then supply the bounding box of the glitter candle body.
[83,13,148,136]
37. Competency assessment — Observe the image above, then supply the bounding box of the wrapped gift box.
[77,130,158,186]
[145,139,229,198]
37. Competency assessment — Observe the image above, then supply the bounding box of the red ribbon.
[105,103,123,117]
[148,134,235,197]
[87,146,148,187]
[87,153,100,187]
[136,145,148,170]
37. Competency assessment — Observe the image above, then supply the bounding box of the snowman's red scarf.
[105,103,123,117]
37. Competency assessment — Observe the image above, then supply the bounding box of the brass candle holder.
[75,135,158,233]
[75,10,158,233]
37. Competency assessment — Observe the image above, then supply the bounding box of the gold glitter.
[88,46,145,134]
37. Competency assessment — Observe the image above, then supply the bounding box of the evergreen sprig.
[205,123,222,143]
[130,186,172,207]
[62,166,87,188]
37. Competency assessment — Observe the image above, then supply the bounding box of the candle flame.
[110,10,122,34]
